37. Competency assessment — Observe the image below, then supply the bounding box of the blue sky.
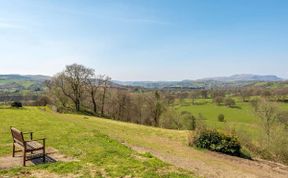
[0,0,287,80]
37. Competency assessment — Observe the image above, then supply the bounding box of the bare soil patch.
[0,147,76,170]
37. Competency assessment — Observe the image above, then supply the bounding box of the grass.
[175,100,262,143]
[174,98,288,145]
[0,80,35,88]
[0,107,195,177]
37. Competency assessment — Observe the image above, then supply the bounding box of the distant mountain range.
[0,74,285,90]
[114,74,284,89]
[198,74,283,82]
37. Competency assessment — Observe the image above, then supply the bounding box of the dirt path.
[90,117,288,178]
[126,139,288,178]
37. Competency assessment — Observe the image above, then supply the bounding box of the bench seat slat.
[26,141,44,151]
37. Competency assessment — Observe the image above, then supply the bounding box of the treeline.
[164,87,288,105]
[43,64,288,129]
[45,64,171,127]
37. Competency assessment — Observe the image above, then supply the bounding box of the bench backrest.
[10,127,25,145]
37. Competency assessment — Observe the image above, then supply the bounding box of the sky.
[0,0,288,81]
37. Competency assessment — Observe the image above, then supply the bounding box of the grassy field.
[0,107,195,177]
[174,98,288,145]
[0,80,35,88]
[1,106,287,177]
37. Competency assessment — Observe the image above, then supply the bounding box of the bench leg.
[23,151,26,166]
[12,145,15,157]
[43,148,45,163]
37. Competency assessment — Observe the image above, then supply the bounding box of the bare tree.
[132,93,146,124]
[52,64,95,111]
[256,99,278,145]
[200,90,208,99]
[100,76,111,117]
[240,88,252,102]
[213,96,224,106]
[147,91,165,127]
[273,88,288,102]
[87,75,103,114]
[46,80,69,108]
[190,91,199,105]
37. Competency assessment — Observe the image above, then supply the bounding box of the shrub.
[11,101,22,108]
[160,109,198,130]
[278,111,288,128]
[250,98,261,112]
[270,126,288,164]
[192,129,241,156]
[224,97,236,107]
[159,108,181,129]
[34,96,52,106]
[218,114,225,122]
[180,112,196,130]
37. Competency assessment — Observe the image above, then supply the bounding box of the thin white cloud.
[53,6,171,26]
[112,17,172,25]
[0,20,24,29]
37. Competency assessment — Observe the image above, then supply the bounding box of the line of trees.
[46,64,167,127]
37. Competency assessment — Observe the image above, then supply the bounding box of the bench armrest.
[22,131,33,134]
[23,132,33,140]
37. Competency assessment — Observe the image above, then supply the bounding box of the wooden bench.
[10,127,46,166]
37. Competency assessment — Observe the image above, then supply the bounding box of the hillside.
[0,75,50,81]
[113,74,284,89]
[0,75,50,94]
[199,74,283,82]
[0,74,285,91]
[1,107,287,177]
[0,107,194,177]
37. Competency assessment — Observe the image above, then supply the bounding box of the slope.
[0,107,288,177]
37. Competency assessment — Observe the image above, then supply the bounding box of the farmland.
[174,98,288,145]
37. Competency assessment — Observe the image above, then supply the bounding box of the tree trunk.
[91,90,97,114]
[101,87,107,117]
[75,99,80,111]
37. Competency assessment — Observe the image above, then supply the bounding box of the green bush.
[192,129,241,156]
[218,114,225,122]
[180,112,196,130]
[11,101,22,108]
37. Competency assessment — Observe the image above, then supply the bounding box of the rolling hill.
[199,74,283,82]
[0,107,287,177]
[0,75,50,91]
[114,74,285,89]
[0,74,286,91]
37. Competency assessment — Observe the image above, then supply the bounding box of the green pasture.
[174,98,288,144]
